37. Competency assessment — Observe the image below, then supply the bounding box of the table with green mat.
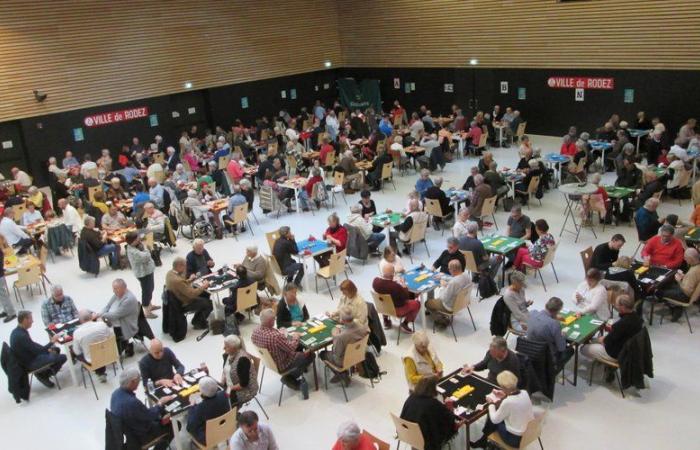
[559,308,605,386]
[652,166,667,178]
[604,185,635,199]
[372,212,403,228]
[685,227,700,244]
[480,235,526,287]
[286,316,338,391]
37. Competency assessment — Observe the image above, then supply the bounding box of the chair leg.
[588,360,596,386]
[325,278,333,300]
[538,269,546,292]
[254,397,269,420]
[449,319,457,343]
[538,437,544,450]
[53,370,61,390]
[315,276,319,294]
[685,309,693,334]
[396,320,402,345]
[278,382,284,407]
[340,371,349,402]
[259,367,265,393]
[615,369,625,398]
[424,240,430,257]
[81,366,87,389]
[87,371,98,400]
[324,364,328,390]
[467,307,477,331]
[551,263,559,283]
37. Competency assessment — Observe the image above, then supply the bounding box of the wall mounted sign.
[404,82,411,93]
[187,107,196,114]
[281,90,287,99]
[172,111,180,118]
[518,87,526,100]
[500,81,509,94]
[575,88,585,102]
[241,97,249,109]
[547,77,614,90]
[149,114,159,127]
[624,88,634,103]
[444,83,453,93]
[73,128,84,141]
[323,83,330,90]
[83,106,149,127]
[2,140,14,149]
[290,89,297,100]
[393,78,400,89]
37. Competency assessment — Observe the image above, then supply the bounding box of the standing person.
[125,232,159,319]
[98,279,140,357]
[0,246,17,322]
[503,271,532,333]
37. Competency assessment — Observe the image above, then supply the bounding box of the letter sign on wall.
[84,106,149,127]
[547,77,614,90]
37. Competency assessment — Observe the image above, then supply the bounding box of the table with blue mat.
[500,169,524,199]
[296,237,332,257]
[286,315,339,391]
[589,139,613,166]
[401,266,450,329]
[628,128,650,155]
[559,308,605,386]
[543,153,570,187]
[479,235,526,287]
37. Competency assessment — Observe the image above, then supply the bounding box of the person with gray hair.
[272,226,304,286]
[432,237,466,274]
[98,278,140,356]
[222,334,259,407]
[462,336,520,383]
[110,367,175,450]
[641,222,684,269]
[346,204,386,253]
[230,411,279,450]
[426,258,473,327]
[527,297,574,369]
[332,420,375,449]
[457,220,500,281]
[452,206,478,238]
[186,238,215,278]
[506,205,532,241]
[165,257,212,330]
[72,308,113,382]
[319,305,368,385]
[424,175,454,227]
[239,245,268,285]
[504,271,532,332]
[656,247,700,322]
[415,169,434,200]
[79,213,121,269]
[40,284,79,326]
[186,376,230,445]
[393,198,430,255]
[470,172,492,220]
[337,149,362,190]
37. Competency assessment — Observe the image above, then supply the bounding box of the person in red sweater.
[560,135,577,157]
[331,421,377,450]
[315,213,348,267]
[297,168,323,211]
[372,263,420,333]
[319,137,335,167]
[641,224,685,269]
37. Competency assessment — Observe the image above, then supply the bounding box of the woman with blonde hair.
[327,279,368,328]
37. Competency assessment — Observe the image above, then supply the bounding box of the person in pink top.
[226,153,244,184]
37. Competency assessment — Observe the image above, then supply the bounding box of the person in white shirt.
[21,203,43,226]
[471,370,534,449]
[573,268,609,320]
[325,111,340,141]
[452,207,478,238]
[346,204,385,252]
[57,198,83,234]
[72,309,114,382]
[0,209,32,254]
[229,411,279,450]
[143,202,166,238]
[409,112,425,139]
[80,154,98,177]
[47,157,68,179]
[284,126,299,143]
[668,143,689,163]
[11,167,31,188]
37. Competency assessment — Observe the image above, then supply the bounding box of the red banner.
[84,106,149,127]
[547,77,614,90]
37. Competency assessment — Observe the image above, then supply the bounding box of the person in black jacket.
[9,310,66,387]
[186,239,215,277]
[367,150,393,190]
[272,227,303,286]
[424,176,454,220]
[80,216,120,269]
[432,237,466,274]
[400,376,462,450]
[276,283,309,328]
[186,376,230,445]
[591,235,626,272]
[223,265,254,319]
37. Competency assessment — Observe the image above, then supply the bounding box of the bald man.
[371,263,420,333]
[657,248,700,322]
[72,309,113,382]
[138,338,186,388]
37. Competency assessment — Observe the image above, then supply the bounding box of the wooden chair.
[390,413,424,450]
[524,243,560,292]
[191,408,238,449]
[480,196,499,231]
[39,186,54,211]
[672,169,691,205]
[331,172,347,207]
[588,354,626,398]
[80,333,122,400]
[224,203,253,240]
[12,264,45,308]
[380,162,395,191]
[265,230,280,253]
[657,282,700,334]
[362,430,390,450]
[401,219,430,264]
[432,286,477,341]
[286,155,298,176]
[87,185,102,203]
[579,246,593,276]
[315,250,349,300]
[488,408,546,450]
[514,121,527,145]
[259,185,285,218]
[242,355,269,419]
[515,175,541,208]
[371,291,411,345]
[477,133,489,151]
[424,198,454,236]
[324,152,336,173]
[235,281,258,320]
[218,155,231,171]
[11,204,27,223]
[256,346,294,406]
[322,335,371,402]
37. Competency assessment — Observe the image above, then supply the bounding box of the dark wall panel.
[0,120,29,176]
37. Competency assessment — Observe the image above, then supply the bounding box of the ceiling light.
[469,59,479,66]
[184,82,193,89]
[324,61,332,68]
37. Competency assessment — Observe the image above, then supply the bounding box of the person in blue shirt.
[110,368,174,450]
[118,161,142,184]
[186,376,230,445]
[314,100,326,121]
[378,115,394,137]
[9,310,66,388]
[415,169,434,200]
[276,283,309,328]
[62,150,80,169]
[138,339,186,387]
[526,297,574,370]
[212,140,230,165]
[148,178,165,209]
[132,184,150,212]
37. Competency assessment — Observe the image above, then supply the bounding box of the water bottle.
[147,379,155,395]
[299,377,309,400]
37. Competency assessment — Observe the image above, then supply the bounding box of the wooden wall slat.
[0,0,342,121]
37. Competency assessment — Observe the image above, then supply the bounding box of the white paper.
[570,331,581,339]
[449,377,459,384]
[453,406,467,416]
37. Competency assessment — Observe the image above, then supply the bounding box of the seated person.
[221,335,258,408]
[80,215,120,270]
[463,166,479,190]
[379,246,406,275]
[239,245,268,285]
[106,177,128,200]
[346,204,385,253]
[424,176,454,219]
[634,197,664,241]
[317,213,348,267]
[402,330,443,391]
[101,206,129,231]
[21,202,43,226]
[41,284,78,326]
[457,222,499,278]
[272,226,303,286]
[372,264,420,333]
[392,199,429,254]
[229,411,278,450]
[142,202,166,239]
[223,265,254,319]
[10,310,67,388]
[251,309,315,390]
[470,370,534,450]
[186,377,230,446]
[358,190,378,217]
[452,207,478,238]
[98,279,140,356]
[656,248,700,322]
[186,238,215,277]
[400,376,460,450]
[432,237,466,274]
[297,168,323,211]
[0,208,33,254]
[131,184,150,211]
[72,309,114,383]
[641,224,684,269]
[514,159,541,205]
[573,268,609,319]
[92,191,109,215]
[504,271,532,332]
[414,169,434,200]
[328,280,369,329]
[484,162,508,198]
[513,219,555,272]
[319,306,368,385]
[591,234,626,271]
[331,421,377,450]
[426,259,473,327]
[276,283,309,328]
[462,336,521,383]
[165,257,213,330]
[526,297,574,369]
[138,338,185,387]
[635,171,663,208]
[110,368,174,450]
[470,174,493,222]
[506,206,531,240]
[581,295,643,373]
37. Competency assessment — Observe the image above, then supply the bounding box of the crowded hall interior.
[1,1,699,449]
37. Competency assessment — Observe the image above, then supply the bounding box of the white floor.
[1,135,698,450]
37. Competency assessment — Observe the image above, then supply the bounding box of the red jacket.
[641,235,684,269]
[304,175,323,196]
[372,276,413,308]
[560,142,576,157]
[319,144,334,165]
[324,226,347,251]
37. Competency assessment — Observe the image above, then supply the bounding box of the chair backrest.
[153,153,166,165]
[517,121,527,138]
[381,162,393,180]
[390,413,424,450]
[203,408,237,448]
[519,409,547,449]
[527,175,540,194]
[301,120,312,131]
[408,219,428,245]
[218,155,231,171]
[232,203,248,225]
[451,286,472,315]
[259,186,274,211]
[143,231,154,250]
[333,171,345,187]
[376,140,386,153]
[324,151,336,167]
[460,250,480,273]
[580,246,593,274]
[268,254,283,276]
[361,430,390,450]
[286,155,298,171]
[11,204,27,223]
[481,195,497,217]
[236,282,258,313]
[15,264,42,287]
[542,242,558,266]
[424,198,444,218]
[265,230,280,252]
[326,249,347,277]
[256,346,282,374]
[677,169,691,189]
[87,333,120,369]
[371,291,398,318]
[339,335,369,371]
[478,133,488,148]
[39,186,53,210]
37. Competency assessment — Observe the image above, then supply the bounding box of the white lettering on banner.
[84,106,150,127]
[547,77,614,90]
